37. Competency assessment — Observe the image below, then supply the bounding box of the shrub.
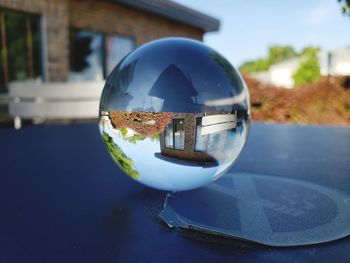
[292,49,321,87]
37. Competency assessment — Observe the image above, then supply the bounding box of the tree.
[267,45,297,65]
[292,49,321,87]
[300,46,320,56]
[102,132,140,179]
[239,59,269,73]
[239,45,297,73]
[338,0,350,15]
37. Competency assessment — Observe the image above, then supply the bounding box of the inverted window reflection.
[195,117,207,151]
[164,119,185,150]
[174,119,185,150]
[165,122,174,148]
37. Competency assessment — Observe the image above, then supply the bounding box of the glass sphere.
[99,38,250,191]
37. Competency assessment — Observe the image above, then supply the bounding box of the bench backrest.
[9,82,104,119]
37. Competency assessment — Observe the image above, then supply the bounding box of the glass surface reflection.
[99,38,250,191]
[99,111,248,191]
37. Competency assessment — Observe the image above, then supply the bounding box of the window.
[69,29,135,81]
[174,119,185,149]
[0,9,42,93]
[106,35,135,75]
[69,29,104,81]
[165,122,173,148]
[164,119,185,150]
[194,117,208,151]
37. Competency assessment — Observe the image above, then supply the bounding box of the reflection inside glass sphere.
[100,110,248,191]
[99,37,250,191]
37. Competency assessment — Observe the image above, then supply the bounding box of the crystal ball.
[99,38,250,191]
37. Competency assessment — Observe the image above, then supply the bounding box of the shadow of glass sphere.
[99,38,250,191]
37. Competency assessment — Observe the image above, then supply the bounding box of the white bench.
[9,81,104,129]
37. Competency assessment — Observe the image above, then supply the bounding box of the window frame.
[164,118,185,150]
[0,8,43,92]
[69,28,105,81]
[194,117,208,152]
[69,27,136,81]
[104,34,136,76]
[164,120,174,149]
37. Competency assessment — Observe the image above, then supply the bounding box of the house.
[102,110,238,167]
[268,57,305,88]
[0,0,219,94]
[158,112,237,166]
[252,47,350,88]
[319,48,350,76]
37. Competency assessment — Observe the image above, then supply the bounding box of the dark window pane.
[6,12,27,81]
[0,14,5,93]
[174,119,185,150]
[164,122,173,148]
[69,29,103,81]
[30,16,42,80]
[0,10,42,92]
[106,35,135,75]
[195,117,207,151]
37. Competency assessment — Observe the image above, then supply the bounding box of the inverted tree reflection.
[102,132,140,179]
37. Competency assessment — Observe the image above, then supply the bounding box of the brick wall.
[0,0,204,82]
[68,0,203,46]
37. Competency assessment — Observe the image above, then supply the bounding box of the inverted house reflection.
[102,110,238,168]
[155,112,238,168]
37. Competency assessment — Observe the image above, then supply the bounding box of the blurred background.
[0,0,349,128]
[178,0,350,125]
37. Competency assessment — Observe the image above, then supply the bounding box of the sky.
[174,0,350,67]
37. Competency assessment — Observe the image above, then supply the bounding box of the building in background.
[251,48,350,88]
[320,48,350,77]
[0,0,219,93]
[0,0,219,126]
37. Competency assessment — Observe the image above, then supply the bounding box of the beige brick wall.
[0,0,204,82]
[68,0,203,46]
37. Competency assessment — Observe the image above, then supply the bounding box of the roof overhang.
[111,0,220,32]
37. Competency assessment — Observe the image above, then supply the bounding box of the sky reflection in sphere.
[99,38,250,191]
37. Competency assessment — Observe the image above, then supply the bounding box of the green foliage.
[239,45,323,80]
[120,127,128,137]
[300,47,320,56]
[102,132,140,179]
[339,0,350,15]
[267,46,297,65]
[128,133,146,144]
[239,59,269,73]
[118,127,159,144]
[239,45,297,73]
[292,49,321,87]
[128,133,160,144]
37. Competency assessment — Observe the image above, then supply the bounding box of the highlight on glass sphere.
[99,37,250,191]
